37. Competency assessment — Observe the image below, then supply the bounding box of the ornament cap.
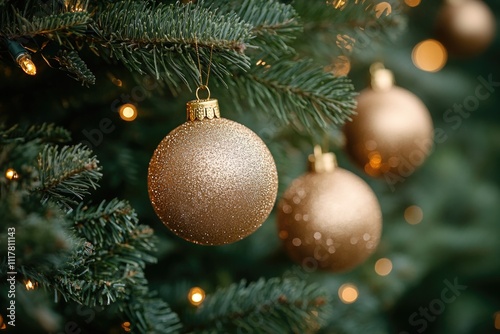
[186,98,220,121]
[308,145,337,173]
[369,63,394,92]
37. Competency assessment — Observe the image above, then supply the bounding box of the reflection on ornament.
[343,64,434,179]
[412,39,448,72]
[435,0,495,57]
[374,258,393,276]
[188,287,206,306]
[338,283,359,304]
[277,147,382,272]
[148,91,278,245]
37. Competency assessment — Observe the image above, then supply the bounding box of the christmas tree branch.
[0,123,71,145]
[33,144,102,211]
[204,0,302,58]
[184,278,330,333]
[293,0,407,57]
[55,49,96,86]
[1,7,91,40]
[90,1,252,87]
[234,60,357,131]
[123,294,182,334]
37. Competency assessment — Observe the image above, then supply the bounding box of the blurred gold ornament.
[277,147,382,272]
[148,88,278,245]
[343,64,434,179]
[435,0,495,57]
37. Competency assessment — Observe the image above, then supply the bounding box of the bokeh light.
[404,205,423,225]
[5,168,18,180]
[338,283,359,304]
[405,0,421,7]
[375,258,393,276]
[188,287,206,306]
[119,103,138,121]
[412,39,447,72]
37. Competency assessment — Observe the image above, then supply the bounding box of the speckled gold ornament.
[435,0,495,58]
[277,148,382,272]
[148,96,278,245]
[343,64,434,178]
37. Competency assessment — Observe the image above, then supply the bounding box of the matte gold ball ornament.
[343,64,434,179]
[277,147,382,272]
[148,87,278,245]
[435,0,495,58]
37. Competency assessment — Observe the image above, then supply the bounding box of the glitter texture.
[148,118,278,245]
[277,168,382,272]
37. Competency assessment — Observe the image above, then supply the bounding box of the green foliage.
[234,60,357,131]
[91,1,251,88]
[56,49,96,86]
[185,277,330,333]
[124,294,182,334]
[33,144,102,211]
[293,0,407,59]
[0,0,391,128]
[0,123,179,333]
[0,123,71,145]
[205,0,302,58]
[1,5,91,40]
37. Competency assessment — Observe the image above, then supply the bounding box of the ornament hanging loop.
[195,85,211,101]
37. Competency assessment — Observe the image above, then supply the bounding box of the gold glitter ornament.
[343,64,434,179]
[277,147,382,272]
[148,88,278,245]
[435,0,495,58]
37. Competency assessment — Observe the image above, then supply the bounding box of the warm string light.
[121,321,131,332]
[375,258,393,276]
[25,280,36,291]
[404,205,424,225]
[6,40,37,76]
[5,168,18,180]
[17,54,36,76]
[188,287,206,306]
[412,39,447,73]
[338,283,359,304]
[119,104,138,121]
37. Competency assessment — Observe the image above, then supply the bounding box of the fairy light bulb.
[5,168,18,180]
[17,54,36,76]
[5,40,37,76]
[25,280,36,290]
[188,287,205,306]
[119,104,138,121]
